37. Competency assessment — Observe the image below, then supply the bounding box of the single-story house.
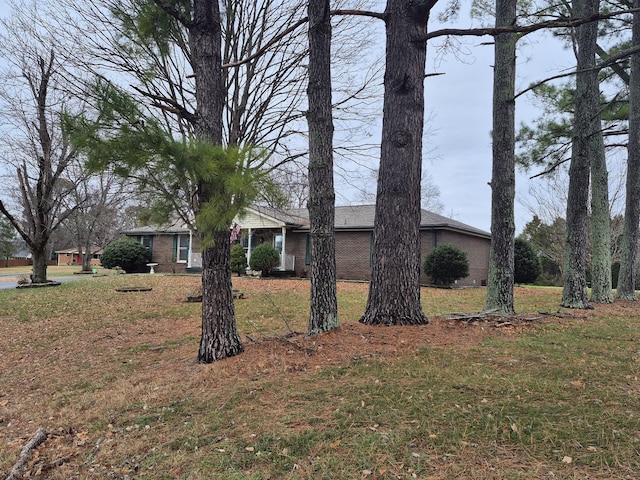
[122,205,491,287]
[55,246,103,266]
[121,223,200,273]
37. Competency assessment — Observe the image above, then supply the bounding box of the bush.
[230,243,248,275]
[100,238,150,273]
[514,238,542,284]
[423,244,469,286]
[249,243,280,276]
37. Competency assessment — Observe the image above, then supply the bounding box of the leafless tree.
[0,7,82,283]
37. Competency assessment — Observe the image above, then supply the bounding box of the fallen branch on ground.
[5,428,47,480]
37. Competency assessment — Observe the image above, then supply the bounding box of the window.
[138,235,153,262]
[176,234,189,263]
[305,234,311,265]
[274,234,283,253]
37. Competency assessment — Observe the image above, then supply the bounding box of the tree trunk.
[589,120,612,303]
[360,0,435,326]
[198,230,243,362]
[561,0,597,309]
[190,0,243,362]
[616,0,640,301]
[307,0,338,335]
[31,246,49,284]
[80,240,93,272]
[485,0,516,314]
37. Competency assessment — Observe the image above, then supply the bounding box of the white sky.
[0,1,578,235]
[423,27,575,233]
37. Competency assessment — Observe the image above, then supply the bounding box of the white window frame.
[177,234,189,263]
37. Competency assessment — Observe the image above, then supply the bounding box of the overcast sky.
[423,26,575,233]
[0,2,577,234]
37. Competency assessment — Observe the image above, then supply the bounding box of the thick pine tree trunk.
[485,0,516,314]
[191,0,243,362]
[616,0,640,301]
[589,127,612,303]
[360,0,435,326]
[307,0,338,335]
[561,0,597,309]
[198,230,243,362]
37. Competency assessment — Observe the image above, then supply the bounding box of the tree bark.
[616,0,640,301]
[561,0,597,309]
[188,0,243,362]
[485,0,516,314]
[307,0,338,335]
[589,117,612,303]
[198,229,243,362]
[360,0,435,326]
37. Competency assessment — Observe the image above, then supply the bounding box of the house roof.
[263,204,490,238]
[125,205,490,239]
[55,246,104,255]
[121,223,191,235]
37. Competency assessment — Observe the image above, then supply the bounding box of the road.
[0,276,90,290]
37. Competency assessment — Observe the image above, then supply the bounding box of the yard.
[0,273,638,479]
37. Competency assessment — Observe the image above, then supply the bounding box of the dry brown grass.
[0,275,637,479]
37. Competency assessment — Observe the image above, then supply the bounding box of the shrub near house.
[101,238,150,273]
[423,243,470,286]
[249,243,280,276]
[230,243,248,276]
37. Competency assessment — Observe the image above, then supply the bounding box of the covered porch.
[233,207,306,274]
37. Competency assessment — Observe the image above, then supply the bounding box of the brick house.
[122,205,490,287]
[55,246,103,266]
[121,223,199,273]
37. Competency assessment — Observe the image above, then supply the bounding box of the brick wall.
[287,228,490,287]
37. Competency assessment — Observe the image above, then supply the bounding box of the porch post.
[187,229,193,268]
[280,226,287,270]
[247,228,253,268]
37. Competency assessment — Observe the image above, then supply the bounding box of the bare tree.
[0,9,79,283]
[62,168,131,272]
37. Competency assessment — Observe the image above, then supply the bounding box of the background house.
[55,247,103,266]
[121,206,491,286]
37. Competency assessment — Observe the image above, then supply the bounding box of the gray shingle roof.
[281,204,490,237]
[121,223,191,235]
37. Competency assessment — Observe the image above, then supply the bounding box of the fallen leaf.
[245,446,254,452]
[330,439,341,448]
[562,456,572,464]
[587,446,598,452]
